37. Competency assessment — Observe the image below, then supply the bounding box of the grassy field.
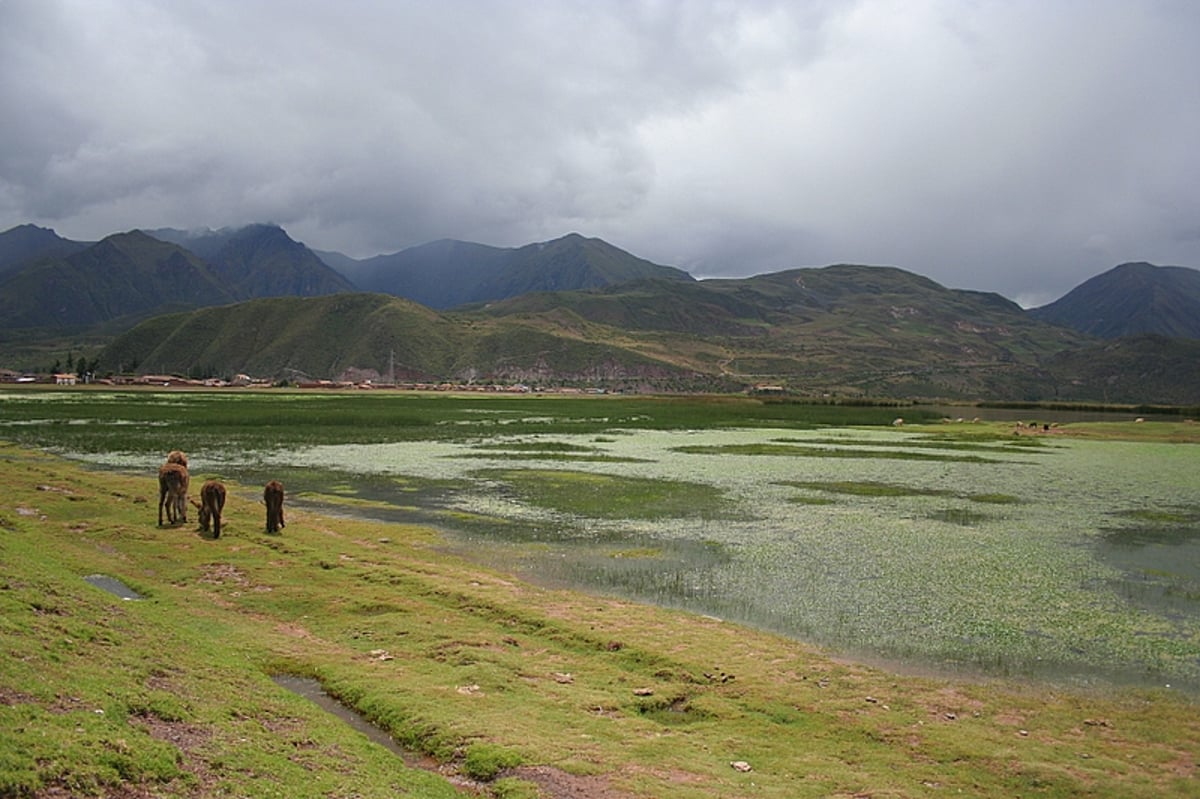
[0,388,928,451]
[2,436,1199,797]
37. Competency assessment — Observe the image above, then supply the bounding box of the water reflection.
[1096,513,1200,620]
[83,574,144,600]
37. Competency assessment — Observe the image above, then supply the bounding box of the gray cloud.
[2,0,1197,306]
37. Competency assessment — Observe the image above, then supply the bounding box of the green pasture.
[0,388,927,455]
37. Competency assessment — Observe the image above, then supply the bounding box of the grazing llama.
[158,462,189,526]
[264,480,285,534]
[191,480,227,538]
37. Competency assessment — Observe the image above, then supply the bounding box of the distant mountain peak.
[108,228,159,242]
[343,232,693,309]
[4,222,56,235]
[0,223,90,274]
[144,223,354,299]
[1030,261,1200,340]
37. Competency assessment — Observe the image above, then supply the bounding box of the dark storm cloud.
[1,0,1197,306]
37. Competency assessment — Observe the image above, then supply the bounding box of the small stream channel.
[80,575,483,792]
[271,675,485,794]
[269,676,420,762]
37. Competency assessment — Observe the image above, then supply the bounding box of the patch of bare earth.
[31,716,216,799]
[196,562,249,586]
[0,687,36,705]
[135,713,219,795]
[275,621,316,639]
[504,765,638,799]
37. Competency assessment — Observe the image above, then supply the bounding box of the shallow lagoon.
[22,389,1194,694]
[245,426,1200,694]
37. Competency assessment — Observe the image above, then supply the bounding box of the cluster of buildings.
[0,369,71,385]
[0,369,609,394]
[0,370,263,388]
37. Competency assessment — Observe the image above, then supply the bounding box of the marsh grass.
[673,441,1004,463]
[926,507,993,526]
[781,479,951,498]
[782,435,1053,453]
[458,440,654,463]
[967,492,1021,504]
[608,546,665,559]
[781,480,1021,507]
[0,388,922,454]
[786,495,837,505]
[472,468,742,521]
[453,451,650,463]
[473,441,602,453]
[1115,508,1200,526]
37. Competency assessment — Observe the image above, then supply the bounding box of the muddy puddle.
[83,574,144,600]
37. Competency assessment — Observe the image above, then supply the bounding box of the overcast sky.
[2,1,1198,306]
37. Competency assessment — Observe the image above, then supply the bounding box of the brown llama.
[158,462,190,526]
[264,480,285,534]
[191,480,227,538]
[166,450,188,468]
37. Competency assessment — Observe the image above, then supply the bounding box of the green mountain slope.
[1029,262,1200,339]
[340,233,694,308]
[92,262,1200,402]
[0,224,358,338]
[93,265,1134,401]
[100,294,457,380]
[472,277,772,335]
[0,231,233,333]
[98,292,713,388]
[472,265,1094,398]
[1040,334,1200,405]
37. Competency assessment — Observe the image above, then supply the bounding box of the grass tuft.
[462,743,525,781]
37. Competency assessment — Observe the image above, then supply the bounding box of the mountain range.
[1,222,1198,404]
[0,225,352,333]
